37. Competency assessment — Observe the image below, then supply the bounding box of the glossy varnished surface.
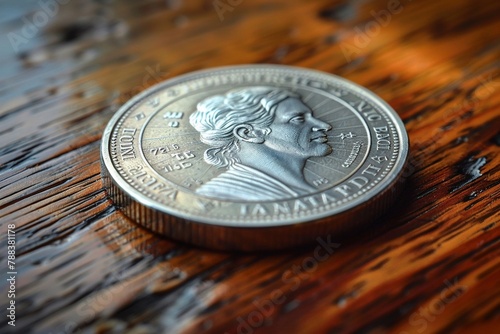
[0,0,498,333]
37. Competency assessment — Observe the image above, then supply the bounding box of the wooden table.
[1,0,498,333]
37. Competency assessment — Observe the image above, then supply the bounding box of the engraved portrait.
[189,87,332,200]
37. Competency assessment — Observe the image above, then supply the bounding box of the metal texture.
[101,65,409,250]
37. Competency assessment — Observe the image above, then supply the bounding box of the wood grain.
[0,0,498,333]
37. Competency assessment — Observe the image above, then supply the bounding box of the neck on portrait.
[235,141,315,192]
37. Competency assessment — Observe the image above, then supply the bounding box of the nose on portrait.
[311,117,332,132]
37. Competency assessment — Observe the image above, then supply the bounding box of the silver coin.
[101,65,409,250]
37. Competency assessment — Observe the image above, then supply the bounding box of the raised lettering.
[373,126,391,150]
[197,199,217,212]
[293,199,308,212]
[351,101,382,121]
[304,196,319,207]
[362,164,381,176]
[371,155,388,164]
[348,176,369,189]
[321,192,337,204]
[128,166,177,200]
[334,185,352,197]
[119,128,137,160]
[273,202,291,214]
[163,111,183,119]
[134,112,145,120]
[252,204,269,215]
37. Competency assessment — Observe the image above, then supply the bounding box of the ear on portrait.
[233,125,270,144]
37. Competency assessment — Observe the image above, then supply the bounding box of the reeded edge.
[101,65,409,231]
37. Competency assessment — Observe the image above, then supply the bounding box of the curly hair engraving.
[190,87,299,168]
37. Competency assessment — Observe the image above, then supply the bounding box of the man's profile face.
[261,97,332,158]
